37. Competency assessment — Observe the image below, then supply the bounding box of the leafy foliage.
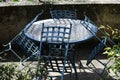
[0,63,48,80]
[0,64,16,80]
[99,25,120,42]
[103,43,120,79]
[100,25,120,79]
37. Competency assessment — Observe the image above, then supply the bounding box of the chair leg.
[10,49,21,60]
[0,43,21,60]
[70,48,78,80]
[88,62,107,80]
[71,61,78,80]
[61,61,66,80]
[69,72,72,80]
[0,44,10,55]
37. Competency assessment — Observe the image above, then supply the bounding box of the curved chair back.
[50,9,77,19]
[16,32,39,54]
[86,38,110,79]
[86,38,107,65]
[0,10,44,60]
[15,32,39,63]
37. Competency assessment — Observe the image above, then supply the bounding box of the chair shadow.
[0,39,115,80]
[54,65,115,80]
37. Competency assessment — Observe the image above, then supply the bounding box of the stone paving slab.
[0,59,115,80]
[0,40,116,79]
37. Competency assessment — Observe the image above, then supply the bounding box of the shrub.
[0,63,48,80]
[103,43,120,79]
[101,25,120,79]
[99,25,120,42]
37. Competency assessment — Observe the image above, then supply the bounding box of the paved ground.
[0,39,116,80]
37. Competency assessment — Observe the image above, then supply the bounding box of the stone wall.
[0,5,45,44]
[0,4,120,44]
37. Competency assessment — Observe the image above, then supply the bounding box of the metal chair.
[80,14,115,79]
[0,10,44,60]
[80,14,115,45]
[86,38,111,79]
[16,32,39,62]
[50,9,77,19]
[37,23,78,80]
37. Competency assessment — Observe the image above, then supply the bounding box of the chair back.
[15,32,39,55]
[38,23,78,80]
[86,38,107,65]
[41,23,72,43]
[39,23,72,57]
[50,9,77,19]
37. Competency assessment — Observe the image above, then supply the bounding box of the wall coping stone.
[0,0,120,7]
[0,2,42,7]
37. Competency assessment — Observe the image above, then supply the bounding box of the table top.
[24,18,98,43]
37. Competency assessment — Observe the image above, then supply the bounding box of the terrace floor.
[0,38,116,80]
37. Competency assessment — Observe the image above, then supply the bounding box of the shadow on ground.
[0,38,115,80]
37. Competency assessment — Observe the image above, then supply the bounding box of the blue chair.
[50,9,77,19]
[86,38,111,79]
[0,10,44,60]
[80,14,115,45]
[37,23,78,80]
[16,32,39,63]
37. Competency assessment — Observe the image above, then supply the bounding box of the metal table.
[24,18,98,44]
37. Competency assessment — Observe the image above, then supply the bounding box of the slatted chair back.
[81,14,115,45]
[86,38,110,79]
[86,38,107,65]
[16,32,39,54]
[15,32,39,62]
[38,23,78,80]
[50,9,77,19]
[42,24,71,41]
[40,23,72,57]
[0,10,44,60]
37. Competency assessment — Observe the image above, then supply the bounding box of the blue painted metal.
[86,38,111,79]
[38,23,78,80]
[16,32,39,63]
[0,10,44,60]
[50,9,77,19]
[80,14,116,79]
[81,14,115,45]
[81,14,115,79]
[86,38,107,66]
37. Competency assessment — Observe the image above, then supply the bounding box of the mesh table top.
[24,18,98,44]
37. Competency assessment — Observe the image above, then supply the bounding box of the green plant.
[100,25,120,79]
[99,25,120,42]
[0,64,16,80]
[35,64,48,80]
[103,43,120,79]
[13,0,19,2]
[0,63,48,80]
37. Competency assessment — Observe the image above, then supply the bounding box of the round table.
[24,18,98,44]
